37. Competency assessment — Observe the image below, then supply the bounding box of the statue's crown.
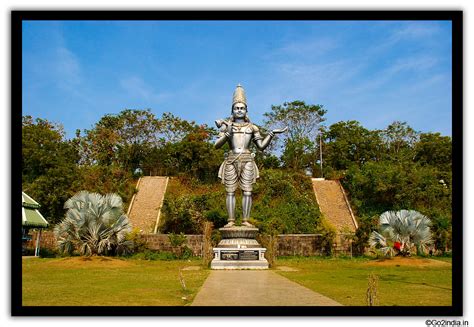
[232,83,247,107]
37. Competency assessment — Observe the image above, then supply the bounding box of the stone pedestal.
[211,226,269,270]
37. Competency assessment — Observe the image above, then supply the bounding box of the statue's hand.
[225,123,233,137]
[215,119,224,128]
[216,119,231,128]
[272,126,288,134]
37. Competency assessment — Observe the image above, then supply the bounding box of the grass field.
[274,256,452,306]
[23,255,452,306]
[22,257,209,306]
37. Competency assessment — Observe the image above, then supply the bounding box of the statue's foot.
[241,221,255,228]
[224,221,235,228]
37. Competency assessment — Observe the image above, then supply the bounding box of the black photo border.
[11,10,463,317]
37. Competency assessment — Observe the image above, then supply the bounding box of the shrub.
[131,250,176,261]
[39,247,59,258]
[160,196,204,234]
[352,215,378,256]
[160,169,321,234]
[54,191,132,256]
[202,221,214,267]
[316,218,337,256]
[168,232,193,259]
[369,210,433,257]
[125,228,148,253]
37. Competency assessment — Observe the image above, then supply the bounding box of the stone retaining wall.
[26,231,353,256]
[141,234,203,256]
[276,234,353,256]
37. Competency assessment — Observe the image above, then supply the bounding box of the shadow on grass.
[378,274,452,291]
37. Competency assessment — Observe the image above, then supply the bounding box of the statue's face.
[232,102,247,119]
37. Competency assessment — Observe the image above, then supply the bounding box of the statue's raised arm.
[271,127,288,134]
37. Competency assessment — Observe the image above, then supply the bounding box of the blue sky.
[22,20,452,138]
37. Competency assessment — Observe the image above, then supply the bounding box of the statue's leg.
[241,161,255,227]
[225,192,236,227]
[242,191,252,221]
[224,162,238,227]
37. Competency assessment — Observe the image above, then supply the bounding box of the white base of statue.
[211,247,269,269]
[211,226,269,270]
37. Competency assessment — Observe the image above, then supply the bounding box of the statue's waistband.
[225,152,255,162]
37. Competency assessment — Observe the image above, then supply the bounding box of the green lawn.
[22,257,209,306]
[274,256,452,306]
[23,256,452,307]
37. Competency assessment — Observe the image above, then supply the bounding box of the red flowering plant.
[369,210,433,257]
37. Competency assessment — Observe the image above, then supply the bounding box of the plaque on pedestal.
[211,226,269,270]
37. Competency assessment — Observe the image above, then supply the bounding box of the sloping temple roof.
[22,192,48,228]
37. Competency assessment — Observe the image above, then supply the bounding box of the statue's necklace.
[231,122,249,128]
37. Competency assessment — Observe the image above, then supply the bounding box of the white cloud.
[119,76,170,103]
[388,56,438,74]
[274,37,338,58]
[391,22,441,41]
[369,22,442,55]
[55,47,82,88]
[347,55,439,95]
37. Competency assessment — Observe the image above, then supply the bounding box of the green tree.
[22,116,79,183]
[144,125,222,181]
[78,165,136,207]
[22,116,81,224]
[343,161,450,217]
[281,136,315,170]
[429,215,451,254]
[160,195,205,234]
[324,120,384,171]
[252,169,322,234]
[141,113,218,177]
[254,152,281,170]
[78,109,160,172]
[156,112,213,144]
[414,132,452,171]
[382,121,419,162]
[263,101,326,170]
[352,215,379,256]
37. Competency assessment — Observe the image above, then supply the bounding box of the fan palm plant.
[369,210,433,256]
[55,191,132,256]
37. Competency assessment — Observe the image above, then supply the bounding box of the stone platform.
[217,238,260,248]
[219,226,258,239]
[210,258,269,269]
[211,226,269,270]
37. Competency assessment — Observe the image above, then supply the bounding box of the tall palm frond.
[369,231,395,257]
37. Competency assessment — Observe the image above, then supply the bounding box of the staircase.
[127,176,169,233]
[312,179,358,233]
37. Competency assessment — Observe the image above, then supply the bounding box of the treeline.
[22,110,224,225]
[22,101,452,251]
[321,120,452,253]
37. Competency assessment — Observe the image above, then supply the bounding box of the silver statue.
[215,84,287,228]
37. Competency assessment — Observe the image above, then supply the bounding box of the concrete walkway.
[191,270,342,306]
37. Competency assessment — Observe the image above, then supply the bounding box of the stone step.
[127,176,169,233]
[312,179,357,233]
